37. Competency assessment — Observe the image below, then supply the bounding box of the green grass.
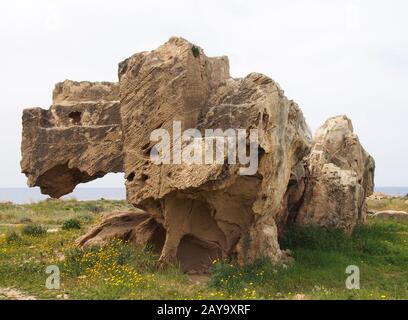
[0,198,407,300]
[367,196,408,212]
[208,220,408,300]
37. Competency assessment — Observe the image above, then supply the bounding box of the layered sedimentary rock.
[21,37,375,272]
[296,116,375,233]
[21,80,123,198]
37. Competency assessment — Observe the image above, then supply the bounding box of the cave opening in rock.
[68,111,82,125]
[176,234,222,273]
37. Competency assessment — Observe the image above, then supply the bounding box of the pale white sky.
[0,0,407,188]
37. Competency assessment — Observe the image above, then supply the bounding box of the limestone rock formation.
[367,192,391,201]
[296,116,375,233]
[21,80,123,198]
[21,37,375,272]
[77,209,165,251]
[119,37,312,270]
[372,210,408,221]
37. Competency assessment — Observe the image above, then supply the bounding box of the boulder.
[367,192,390,201]
[372,210,408,221]
[77,210,165,252]
[296,115,375,233]
[21,80,123,198]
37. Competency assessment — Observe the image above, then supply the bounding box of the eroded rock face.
[21,80,123,198]
[296,115,375,233]
[118,37,312,270]
[21,37,375,272]
[77,209,165,251]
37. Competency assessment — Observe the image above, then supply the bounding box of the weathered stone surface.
[21,37,375,272]
[367,192,391,201]
[372,210,408,221]
[296,115,375,233]
[119,37,312,269]
[21,80,123,198]
[77,209,165,251]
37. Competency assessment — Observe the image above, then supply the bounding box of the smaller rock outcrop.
[77,210,166,252]
[372,210,408,221]
[367,192,391,201]
[296,115,375,233]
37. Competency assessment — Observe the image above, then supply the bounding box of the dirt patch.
[0,287,36,300]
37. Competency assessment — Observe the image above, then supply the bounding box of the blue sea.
[0,188,126,204]
[0,187,406,204]
[374,187,408,197]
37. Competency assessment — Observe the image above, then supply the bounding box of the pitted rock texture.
[21,37,375,272]
[21,80,123,198]
[118,38,312,270]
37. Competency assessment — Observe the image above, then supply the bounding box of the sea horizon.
[0,187,126,204]
[0,186,407,204]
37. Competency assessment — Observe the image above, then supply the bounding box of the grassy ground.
[367,196,408,212]
[0,197,407,300]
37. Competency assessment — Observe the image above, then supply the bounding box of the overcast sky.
[0,0,407,188]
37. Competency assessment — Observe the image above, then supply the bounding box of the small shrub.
[62,219,81,230]
[79,214,94,224]
[64,247,97,276]
[6,231,22,244]
[22,224,46,237]
[191,46,200,58]
[19,217,33,224]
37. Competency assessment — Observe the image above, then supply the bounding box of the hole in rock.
[191,46,200,58]
[127,172,135,182]
[177,234,222,274]
[68,111,82,125]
